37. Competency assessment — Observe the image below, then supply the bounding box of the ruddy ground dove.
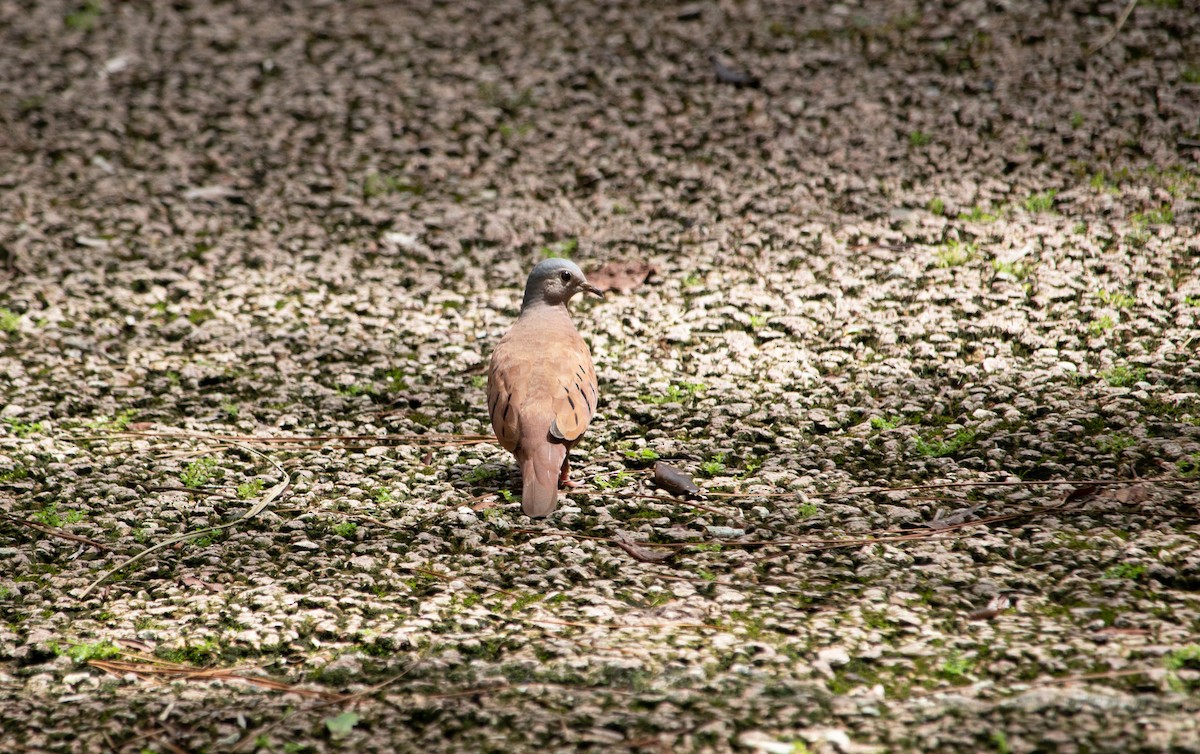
[487,259,602,517]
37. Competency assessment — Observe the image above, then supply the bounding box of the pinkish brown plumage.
[487,259,602,517]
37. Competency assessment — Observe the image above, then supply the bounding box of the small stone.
[818,646,851,667]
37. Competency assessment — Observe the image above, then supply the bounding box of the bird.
[487,258,603,517]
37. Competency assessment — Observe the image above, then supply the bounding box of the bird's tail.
[520,441,567,518]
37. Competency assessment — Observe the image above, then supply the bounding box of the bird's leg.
[558,455,581,488]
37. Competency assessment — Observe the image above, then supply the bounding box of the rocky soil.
[2,0,1200,751]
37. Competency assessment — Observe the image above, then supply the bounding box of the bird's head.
[521,258,604,309]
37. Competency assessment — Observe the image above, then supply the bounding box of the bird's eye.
[559,270,573,283]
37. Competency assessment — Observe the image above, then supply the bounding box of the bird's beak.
[583,282,605,299]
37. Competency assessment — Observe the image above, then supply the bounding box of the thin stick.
[527,618,721,631]
[703,475,1186,499]
[406,565,522,599]
[143,485,241,499]
[89,655,350,701]
[420,679,650,699]
[101,430,492,445]
[232,648,432,752]
[75,441,290,600]
[1086,0,1140,57]
[911,666,1155,699]
[0,514,110,550]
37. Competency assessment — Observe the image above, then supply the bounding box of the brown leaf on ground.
[967,594,1017,621]
[1063,484,1100,504]
[919,504,982,530]
[1106,484,1150,504]
[613,534,676,564]
[587,261,657,294]
[653,462,700,497]
[115,638,155,654]
[180,575,223,593]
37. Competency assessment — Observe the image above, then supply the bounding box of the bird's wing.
[549,346,598,442]
[487,348,524,452]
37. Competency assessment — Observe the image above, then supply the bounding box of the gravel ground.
[2,0,1200,752]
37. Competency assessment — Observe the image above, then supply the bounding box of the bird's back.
[487,305,598,516]
[487,308,597,452]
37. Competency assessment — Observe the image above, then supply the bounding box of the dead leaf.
[116,637,155,653]
[653,462,700,497]
[472,496,498,512]
[967,594,1016,621]
[180,575,223,592]
[1063,483,1100,504]
[587,261,656,294]
[612,534,675,563]
[1106,484,1150,504]
[924,504,982,530]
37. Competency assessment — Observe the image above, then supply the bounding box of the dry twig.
[76,440,290,600]
[1086,0,1140,57]
[89,655,350,701]
[0,513,110,550]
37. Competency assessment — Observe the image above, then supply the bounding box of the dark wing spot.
[576,382,592,413]
[566,392,576,410]
[503,399,512,421]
